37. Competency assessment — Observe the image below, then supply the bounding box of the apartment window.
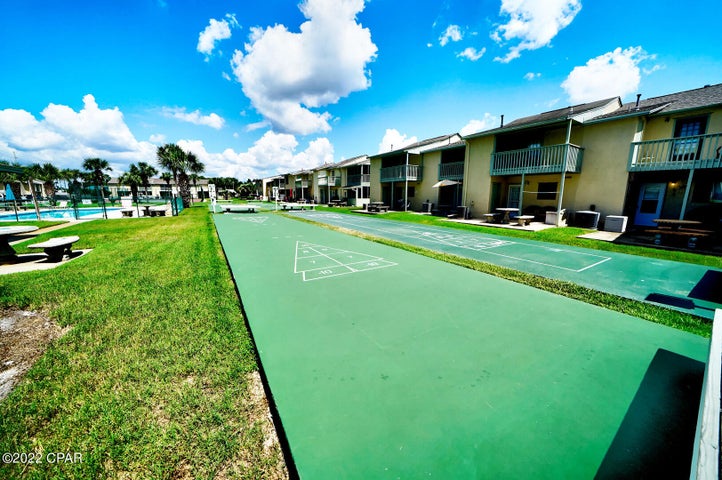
[537,182,557,200]
[672,116,707,161]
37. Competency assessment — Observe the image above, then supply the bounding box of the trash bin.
[574,210,600,229]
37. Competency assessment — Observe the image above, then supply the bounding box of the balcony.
[345,174,370,187]
[490,143,584,176]
[317,176,328,186]
[438,161,464,181]
[628,133,722,171]
[380,164,422,183]
[295,179,309,188]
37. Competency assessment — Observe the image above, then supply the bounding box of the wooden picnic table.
[368,202,389,213]
[0,225,38,258]
[648,219,712,249]
[652,219,703,230]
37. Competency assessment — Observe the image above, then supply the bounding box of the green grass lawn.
[0,207,286,479]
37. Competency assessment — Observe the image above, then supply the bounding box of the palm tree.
[137,162,158,202]
[82,157,112,219]
[21,164,43,220]
[156,143,205,208]
[39,163,60,204]
[119,164,142,217]
[60,168,83,206]
[160,172,173,200]
[189,158,205,202]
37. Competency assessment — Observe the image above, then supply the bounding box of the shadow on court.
[689,270,722,304]
[595,349,704,479]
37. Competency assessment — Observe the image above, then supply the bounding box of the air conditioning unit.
[575,210,600,229]
[605,215,628,233]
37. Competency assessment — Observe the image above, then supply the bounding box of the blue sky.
[2,0,721,180]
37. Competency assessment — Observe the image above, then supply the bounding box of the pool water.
[0,208,120,221]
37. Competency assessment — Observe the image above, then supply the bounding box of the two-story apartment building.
[311,155,371,205]
[369,133,462,211]
[461,84,722,229]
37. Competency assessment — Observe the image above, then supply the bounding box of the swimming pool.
[0,208,120,221]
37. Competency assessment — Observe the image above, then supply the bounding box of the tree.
[21,164,43,220]
[156,143,205,208]
[39,163,61,203]
[160,172,173,199]
[118,164,142,206]
[82,157,112,218]
[60,168,83,204]
[137,162,158,201]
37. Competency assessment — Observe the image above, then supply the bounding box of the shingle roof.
[593,83,722,121]
[370,133,461,158]
[464,98,620,139]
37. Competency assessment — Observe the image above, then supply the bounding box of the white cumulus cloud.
[197,14,239,58]
[561,46,651,103]
[378,129,418,153]
[492,0,581,63]
[460,113,498,136]
[457,47,486,61]
[524,72,541,80]
[178,131,334,179]
[230,0,377,136]
[0,95,157,170]
[440,25,462,46]
[161,107,225,129]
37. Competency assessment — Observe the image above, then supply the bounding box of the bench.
[28,236,80,262]
[121,209,134,217]
[482,213,500,223]
[513,215,535,226]
[149,208,167,217]
[224,205,256,213]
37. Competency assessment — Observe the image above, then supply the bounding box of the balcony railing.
[628,133,722,171]
[329,176,341,186]
[438,161,465,180]
[345,174,370,186]
[490,143,584,176]
[317,176,328,186]
[295,179,309,188]
[380,164,422,182]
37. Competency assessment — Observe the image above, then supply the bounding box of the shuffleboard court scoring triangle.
[232,215,269,224]
[294,240,397,281]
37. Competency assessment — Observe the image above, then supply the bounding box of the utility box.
[605,215,628,233]
[545,210,567,226]
[575,210,601,229]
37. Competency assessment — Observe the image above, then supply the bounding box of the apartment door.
[635,183,666,226]
[507,184,521,209]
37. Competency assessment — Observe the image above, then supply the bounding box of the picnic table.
[328,199,345,207]
[0,225,38,258]
[652,219,702,230]
[368,202,389,213]
[647,218,712,249]
[496,207,519,223]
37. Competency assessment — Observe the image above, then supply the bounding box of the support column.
[679,169,695,220]
[519,172,526,215]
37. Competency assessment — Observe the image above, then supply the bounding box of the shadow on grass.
[595,349,704,479]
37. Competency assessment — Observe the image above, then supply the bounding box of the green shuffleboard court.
[293,212,722,319]
[214,213,709,478]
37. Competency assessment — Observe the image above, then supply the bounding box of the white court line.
[294,241,396,281]
[304,213,611,273]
